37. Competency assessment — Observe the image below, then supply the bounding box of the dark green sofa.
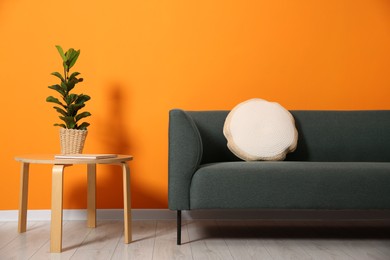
[168,109,390,244]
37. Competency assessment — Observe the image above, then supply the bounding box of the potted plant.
[46,45,91,154]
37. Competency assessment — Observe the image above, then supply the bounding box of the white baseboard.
[1,209,390,222]
[0,209,176,221]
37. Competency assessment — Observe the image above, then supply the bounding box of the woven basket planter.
[60,128,88,154]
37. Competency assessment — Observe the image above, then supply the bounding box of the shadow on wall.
[97,83,131,154]
[66,83,161,209]
[95,83,163,208]
[95,83,132,208]
[65,83,132,209]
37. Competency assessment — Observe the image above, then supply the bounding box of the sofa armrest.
[168,109,203,210]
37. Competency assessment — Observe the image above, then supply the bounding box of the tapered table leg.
[18,163,29,233]
[87,164,97,228]
[50,165,66,253]
[122,162,132,243]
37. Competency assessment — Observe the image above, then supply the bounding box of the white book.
[55,154,118,159]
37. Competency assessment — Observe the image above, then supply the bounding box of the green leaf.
[51,72,65,82]
[67,77,81,92]
[68,48,77,59]
[77,122,90,130]
[69,72,80,80]
[68,50,80,69]
[65,48,73,60]
[54,123,66,128]
[75,111,91,122]
[59,116,76,129]
[53,106,67,116]
[48,84,66,96]
[68,103,85,116]
[55,45,66,61]
[60,81,69,93]
[64,49,77,68]
[46,96,65,107]
[65,94,78,105]
[75,94,91,104]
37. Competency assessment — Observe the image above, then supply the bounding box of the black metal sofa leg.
[177,210,182,245]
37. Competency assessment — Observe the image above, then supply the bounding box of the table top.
[15,154,133,165]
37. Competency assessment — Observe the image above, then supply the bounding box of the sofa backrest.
[186,110,390,163]
[289,110,390,162]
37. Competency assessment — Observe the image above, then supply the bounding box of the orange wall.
[1,0,390,210]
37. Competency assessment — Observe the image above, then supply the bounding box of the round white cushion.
[223,98,298,161]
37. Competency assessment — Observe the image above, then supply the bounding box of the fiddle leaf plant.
[46,45,91,130]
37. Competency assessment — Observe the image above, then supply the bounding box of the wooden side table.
[15,154,133,253]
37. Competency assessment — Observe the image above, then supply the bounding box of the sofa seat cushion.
[190,162,390,210]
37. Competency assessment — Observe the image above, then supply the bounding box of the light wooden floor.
[0,220,389,259]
